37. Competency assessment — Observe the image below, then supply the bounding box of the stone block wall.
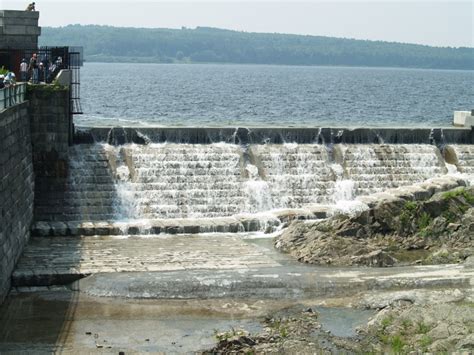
[0,102,34,303]
[0,10,40,49]
[27,86,72,222]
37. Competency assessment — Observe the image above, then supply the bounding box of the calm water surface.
[78,62,473,127]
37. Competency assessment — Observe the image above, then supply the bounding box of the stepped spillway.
[249,144,336,209]
[117,143,246,219]
[33,141,473,227]
[340,144,447,196]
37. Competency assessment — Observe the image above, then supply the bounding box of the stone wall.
[27,86,72,222]
[0,10,40,50]
[0,102,34,303]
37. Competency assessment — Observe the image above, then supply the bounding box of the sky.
[2,0,473,47]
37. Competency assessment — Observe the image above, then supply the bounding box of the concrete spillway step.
[30,206,333,237]
[11,234,473,300]
[12,235,280,287]
[341,144,447,197]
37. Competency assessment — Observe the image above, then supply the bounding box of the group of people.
[20,54,64,84]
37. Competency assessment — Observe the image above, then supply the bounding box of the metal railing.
[0,83,27,110]
[0,46,83,114]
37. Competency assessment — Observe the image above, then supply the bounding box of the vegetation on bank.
[276,184,474,267]
[39,25,474,70]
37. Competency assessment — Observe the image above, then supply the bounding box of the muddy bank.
[276,177,474,267]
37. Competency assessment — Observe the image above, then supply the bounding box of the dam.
[32,127,474,232]
[1,8,473,353]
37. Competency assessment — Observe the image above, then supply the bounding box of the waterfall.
[37,141,473,224]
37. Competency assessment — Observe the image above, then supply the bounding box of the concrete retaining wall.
[0,10,40,50]
[0,102,34,303]
[27,87,72,222]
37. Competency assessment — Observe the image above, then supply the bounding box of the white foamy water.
[38,142,472,224]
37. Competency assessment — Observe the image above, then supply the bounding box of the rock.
[464,255,474,265]
[427,323,449,340]
[307,205,336,219]
[350,250,397,267]
[456,334,474,350]
[32,221,52,237]
[275,182,473,267]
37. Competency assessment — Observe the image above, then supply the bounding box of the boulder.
[350,250,398,267]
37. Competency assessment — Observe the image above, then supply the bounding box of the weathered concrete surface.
[11,234,474,300]
[12,234,279,287]
[74,262,473,300]
[0,102,34,303]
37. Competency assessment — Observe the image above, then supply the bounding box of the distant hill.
[40,25,474,70]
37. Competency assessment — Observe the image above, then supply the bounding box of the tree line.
[40,25,474,70]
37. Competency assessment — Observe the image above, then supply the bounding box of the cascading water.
[243,164,273,213]
[249,144,336,208]
[38,140,472,225]
[340,144,447,196]
[121,143,247,219]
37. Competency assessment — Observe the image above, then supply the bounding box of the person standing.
[20,58,28,82]
[29,53,38,84]
[26,2,35,11]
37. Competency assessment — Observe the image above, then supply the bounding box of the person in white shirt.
[20,58,28,82]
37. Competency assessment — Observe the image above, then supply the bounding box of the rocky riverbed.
[275,177,474,267]
[206,297,474,353]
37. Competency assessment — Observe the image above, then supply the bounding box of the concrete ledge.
[75,126,474,145]
[0,10,40,19]
[30,206,342,237]
[454,111,474,127]
[73,264,473,299]
[31,215,280,237]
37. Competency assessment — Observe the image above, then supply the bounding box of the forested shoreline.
[40,25,474,70]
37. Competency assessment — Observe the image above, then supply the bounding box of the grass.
[381,315,394,329]
[399,201,418,227]
[390,335,406,353]
[442,210,458,224]
[404,201,417,211]
[442,188,474,204]
[420,335,432,350]
[268,318,290,338]
[417,322,431,334]
[417,212,432,230]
